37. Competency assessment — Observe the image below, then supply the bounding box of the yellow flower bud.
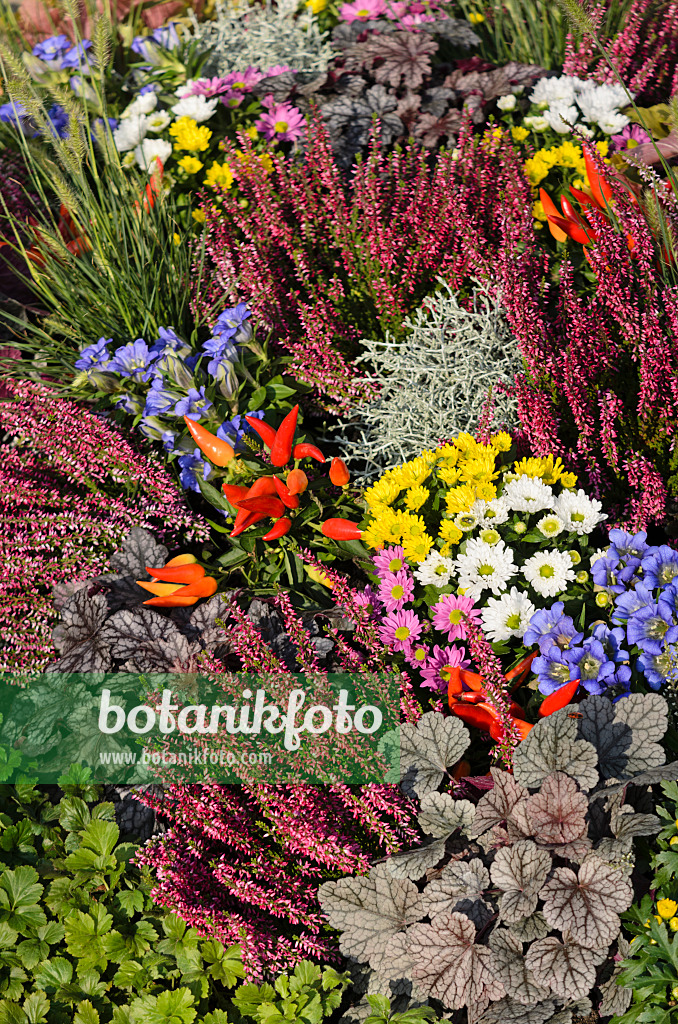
[568,549,582,565]
[595,592,610,607]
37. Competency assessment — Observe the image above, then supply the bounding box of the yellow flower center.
[395,626,411,641]
[391,585,404,599]
[449,609,464,625]
[274,120,289,133]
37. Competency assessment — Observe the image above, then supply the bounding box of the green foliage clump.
[232,962,350,1024]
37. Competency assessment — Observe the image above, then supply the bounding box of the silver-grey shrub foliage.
[188,0,335,77]
[319,694,678,1024]
[342,281,521,478]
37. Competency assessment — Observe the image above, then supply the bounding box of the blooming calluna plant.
[0,381,207,673]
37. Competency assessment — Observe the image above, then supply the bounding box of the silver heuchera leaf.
[109,527,168,577]
[539,855,632,948]
[491,840,551,924]
[513,710,598,791]
[100,608,199,671]
[369,930,416,991]
[476,998,559,1024]
[189,592,234,650]
[387,839,447,881]
[611,805,661,840]
[598,964,633,1018]
[593,838,635,877]
[382,712,470,798]
[471,769,529,837]
[507,912,549,943]
[49,590,111,672]
[592,761,678,796]
[318,862,423,969]
[488,928,550,1006]
[407,911,504,1014]
[578,693,667,779]
[417,792,476,838]
[525,938,606,1001]
[521,773,588,847]
[421,859,490,918]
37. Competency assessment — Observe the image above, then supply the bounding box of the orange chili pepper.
[184,416,235,467]
[143,575,218,607]
[286,468,309,495]
[329,458,350,486]
[144,563,206,584]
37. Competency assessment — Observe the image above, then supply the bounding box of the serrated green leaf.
[33,956,73,990]
[0,1001,27,1024]
[21,993,49,1024]
[73,1001,100,1024]
[115,889,145,918]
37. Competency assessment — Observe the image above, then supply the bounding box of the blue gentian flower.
[75,336,112,371]
[203,333,239,366]
[523,602,583,653]
[564,637,617,694]
[212,302,252,343]
[115,393,144,415]
[32,34,71,63]
[151,350,196,390]
[173,386,212,421]
[139,416,177,451]
[627,601,678,656]
[151,22,181,49]
[41,104,69,139]
[60,40,93,70]
[641,545,678,590]
[533,642,573,695]
[611,582,656,625]
[144,377,180,417]
[590,550,627,594]
[637,645,678,691]
[107,339,158,380]
[590,622,629,664]
[177,448,210,492]
[608,529,648,561]
[0,101,27,125]
[139,83,160,95]
[91,116,117,141]
[217,410,265,452]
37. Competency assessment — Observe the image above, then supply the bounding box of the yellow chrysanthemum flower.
[657,899,678,919]
[399,513,427,538]
[170,116,212,152]
[192,208,206,223]
[561,472,578,488]
[205,161,234,189]
[445,484,478,515]
[439,520,463,545]
[405,486,429,511]
[491,431,512,452]
[178,155,203,174]
[399,457,432,488]
[511,126,529,143]
[438,464,463,487]
[365,477,401,508]
[475,482,497,501]
[468,10,484,22]
[532,199,547,221]
[403,533,434,563]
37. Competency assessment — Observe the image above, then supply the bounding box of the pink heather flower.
[377,570,414,612]
[421,644,471,691]
[379,608,423,651]
[339,0,386,20]
[431,594,482,641]
[610,123,651,153]
[255,100,306,142]
[372,545,408,577]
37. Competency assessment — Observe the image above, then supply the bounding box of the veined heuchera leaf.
[513,710,598,790]
[525,938,606,1001]
[365,31,438,90]
[369,929,417,991]
[471,769,528,837]
[488,929,550,1006]
[598,960,633,1017]
[408,911,504,1015]
[387,839,447,881]
[50,590,111,672]
[318,863,422,969]
[100,608,199,672]
[592,762,678,796]
[611,805,661,840]
[539,855,632,948]
[109,528,168,578]
[521,774,588,847]
[491,841,551,924]
[476,997,559,1024]
[578,693,667,778]
[507,912,549,943]
[421,859,489,918]
[381,712,470,798]
[417,792,475,838]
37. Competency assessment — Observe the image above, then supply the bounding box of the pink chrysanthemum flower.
[354,584,382,617]
[262,64,296,78]
[431,594,482,641]
[404,641,429,669]
[255,100,306,142]
[379,609,423,652]
[372,545,408,577]
[421,644,471,691]
[339,0,386,20]
[610,123,650,153]
[187,76,236,97]
[378,570,414,612]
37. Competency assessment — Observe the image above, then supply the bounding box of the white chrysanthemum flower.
[454,511,479,532]
[502,476,554,514]
[113,114,149,152]
[121,92,158,119]
[523,115,549,131]
[530,75,577,107]
[496,94,516,111]
[543,103,579,134]
[470,497,510,527]
[171,95,219,122]
[537,513,565,538]
[414,550,455,588]
[455,538,517,600]
[589,547,609,566]
[522,549,576,597]
[596,111,630,134]
[481,586,537,642]
[147,111,171,133]
[175,80,197,98]
[553,488,606,535]
[134,138,172,171]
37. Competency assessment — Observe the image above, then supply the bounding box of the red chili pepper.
[262,518,292,541]
[144,563,206,584]
[230,510,267,538]
[538,678,580,718]
[236,495,285,517]
[269,404,299,466]
[222,484,250,506]
[286,468,309,495]
[245,416,277,448]
[292,442,326,463]
[539,188,567,242]
[329,458,350,486]
[184,416,235,467]
[449,703,496,732]
[568,185,601,211]
[272,476,299,510]
[321,518,362,541]
[505,650,538,681]
[547,213,596,245]
[584,146,614,211]
[143,575,218,607]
